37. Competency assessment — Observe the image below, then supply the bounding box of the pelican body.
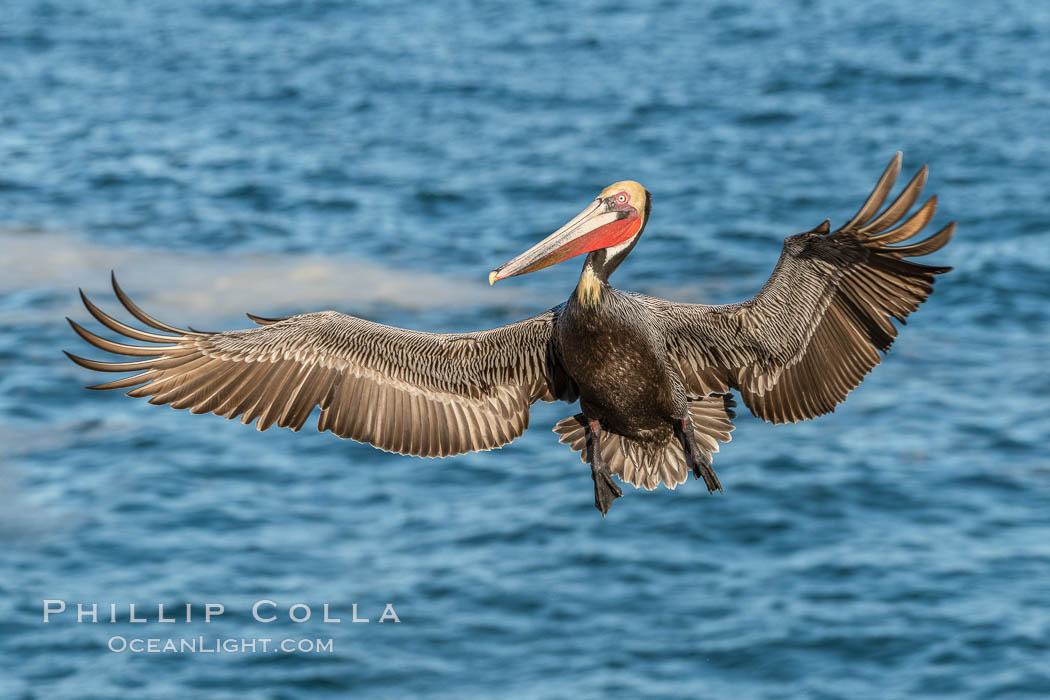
[67,154,953,515]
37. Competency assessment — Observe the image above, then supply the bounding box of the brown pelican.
[67,153,953,515]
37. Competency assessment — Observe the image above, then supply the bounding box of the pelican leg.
[584,416,622,516]
[678,417,723,494]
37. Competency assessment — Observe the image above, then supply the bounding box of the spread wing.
[655,152,954,424]
[66,274,560,457]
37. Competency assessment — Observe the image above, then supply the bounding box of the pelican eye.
[616,193,628,204]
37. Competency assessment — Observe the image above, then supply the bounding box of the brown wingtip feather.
[78,288,182,343]
[66,316,179,356]
[64,350,107,372]
[110,272,199,336]
[866,195,937,245]
[64,351,165,373]
[84,372,155,391]
[860,165,928,235]
[883,221,956,260]
[843,152,903,231]
[831,154,955,265]
[246,312,289,326]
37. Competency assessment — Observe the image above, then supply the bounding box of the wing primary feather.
[79,290,181,343]
[110,272,201,336]
[843,151,902,230]
[65,351,182,373]
[86,371,157,391]
[884,222,956,258]
[246,313,289,326]
[859,165,928,234]
[865,196,937,244]
[66,318,182,356]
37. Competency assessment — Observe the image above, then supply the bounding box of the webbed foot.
[689,454,723,494]
[681,418,723,494]
[591,466,623,517]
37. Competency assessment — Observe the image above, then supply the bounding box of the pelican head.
[489,181,651,284]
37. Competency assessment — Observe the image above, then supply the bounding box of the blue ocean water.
[2,0,1049,697]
